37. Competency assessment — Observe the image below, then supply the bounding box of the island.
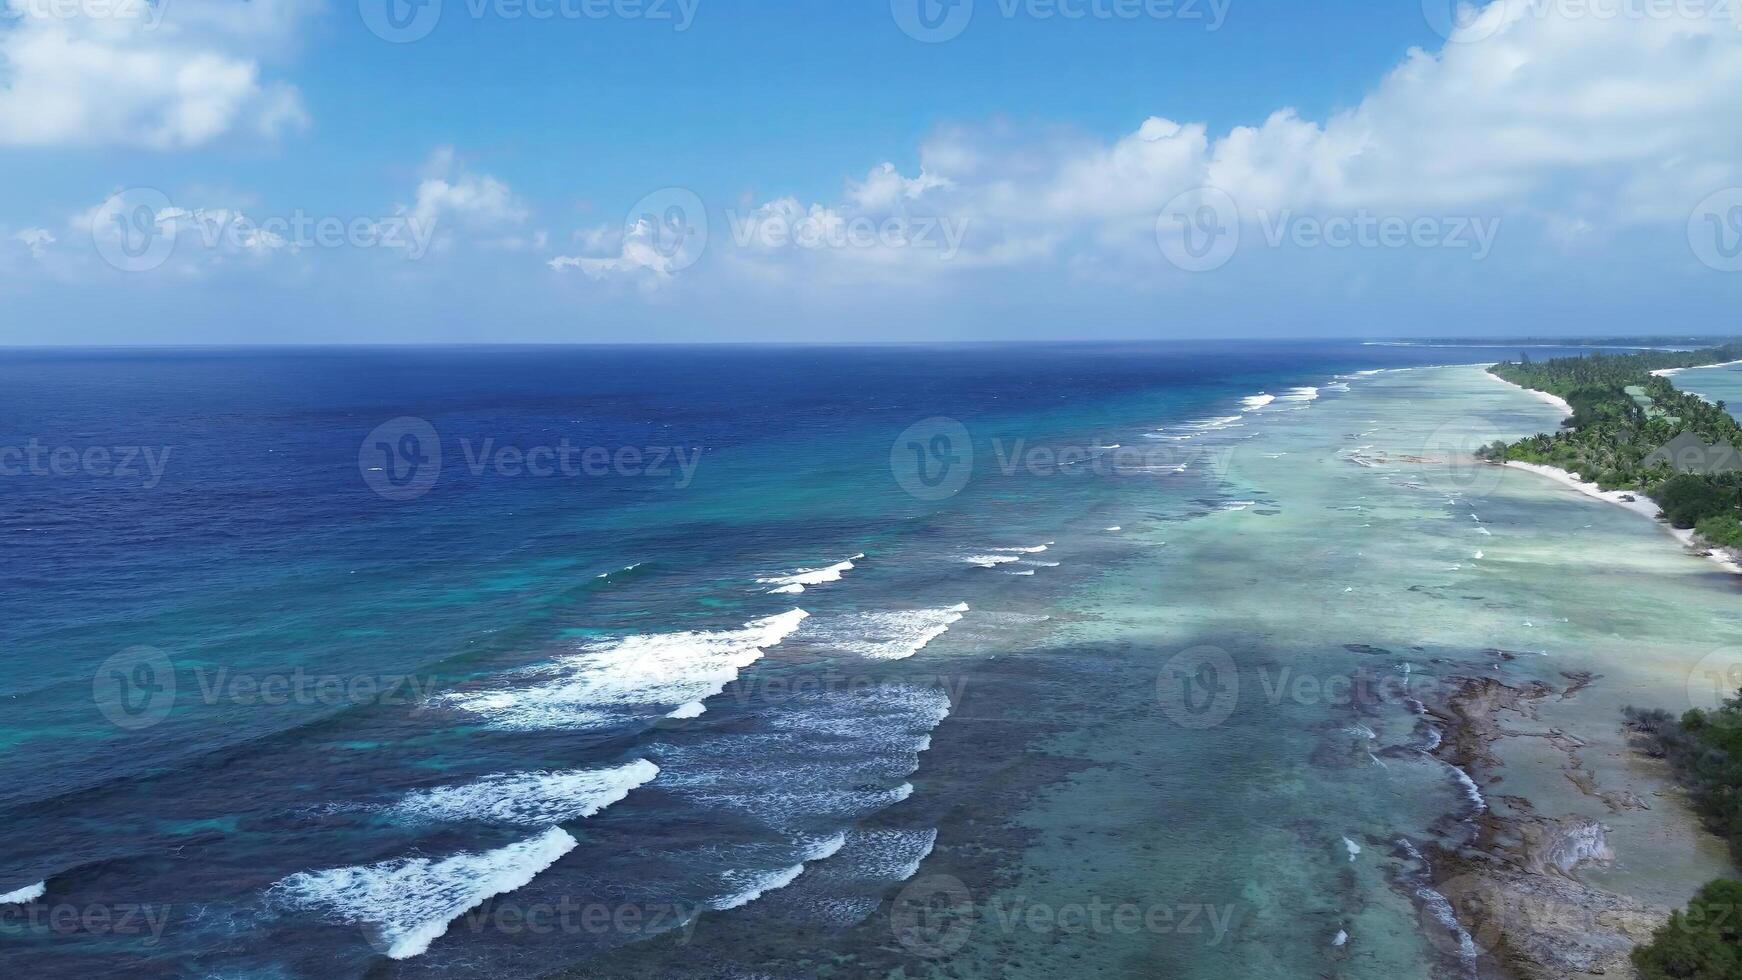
[1478,345,1742,978]
[1482,345,1742,555]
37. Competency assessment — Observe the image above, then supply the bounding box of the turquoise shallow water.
[562,364,1741,979]
[1666,361,1742,415]
[965,365,1742,978]
[3,347,1735,978]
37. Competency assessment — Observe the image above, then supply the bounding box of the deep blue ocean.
[0,342,1633,978]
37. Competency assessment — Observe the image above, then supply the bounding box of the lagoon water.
[2,345,1736,978]
[1665,360,1742,413]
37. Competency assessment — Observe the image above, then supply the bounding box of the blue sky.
[3,0,1741,343]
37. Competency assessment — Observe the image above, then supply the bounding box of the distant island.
[1480,345,1742,551]
[1410,336,1742,350]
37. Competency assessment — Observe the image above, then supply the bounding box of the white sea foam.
[845,828,938,883]
[822,604,969,661]
[1185,415,1244,430]
[806,832,849,861]
[989,544,1051,554]
[667,701,707,719]
[963,553,1022,567]
[1419,725,1443,752]
[711,834,847,911]
[1242,393,1276,410]
[443,610,809,730]
[270,827,577,960]
[1342,837,1361,862]
[672,779,917,829]
[757,555,864,594]
[1447,764,1486,814]
[1396,837,1481,968]
[712,865,805,911]
[1219,501,1258,512]
[1105,526,1122,532]
[1278,386,1321,404]
[1415,881,1479,969]
[655,686,950,832]
[0,882,45,904]
[389,760,659,826]
[596,562,643,580]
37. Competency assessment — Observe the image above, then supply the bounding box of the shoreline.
[1425,672,1675,980]
[1426,359,1742,979]
[1652,358,1742,378]
[1486,370,1574,416]
[1500,460,1742,576]
[1483,354,1742,577]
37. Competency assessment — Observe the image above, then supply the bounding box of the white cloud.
[1210,2,1742,218]
[845,162,952,211]
[400,147,532,253]
[0,0,313,149]
[548,217,686,280]
[409,173,527,230]
[23,0,1742,336]
[13,227,53,257]
[710,0,1742,286]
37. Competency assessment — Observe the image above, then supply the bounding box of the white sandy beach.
[1486,370,1574,415]
[1503,460,1742,576]
[1492,355,1742,577]
[1653,359,1742,378]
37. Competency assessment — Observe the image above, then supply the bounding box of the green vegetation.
[1698,515,1742,549]
[1576,350,1742,973]
[1628,698,1742,863]
[1626,703,1742,976]
[1630,879,1742,980]
[1481,346,1742,541]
